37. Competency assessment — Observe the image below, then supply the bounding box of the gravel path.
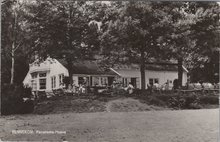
[0,109,219,142]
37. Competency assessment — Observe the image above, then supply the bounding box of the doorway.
[108,77,114,86]
[131,78,137,88]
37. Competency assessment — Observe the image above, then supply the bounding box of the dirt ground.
[105,98,168,112]
[0,109,218,142]
[33,96,168,114]
[32,94,219,115]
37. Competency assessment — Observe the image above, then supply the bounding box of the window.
[54,76,56,88]
[31,80,37,90]
[39,73,46,77]
[131,78,137,88]
[93,77,99,86]
[104,78,107,85]
[78,77,85,85]
[149,79,154,86]
[51,77,53,89]
[31,73,37,79]
[122,78,128,87]
[100,77,107,86]
[39,79,46,89]
[149,78,159,85]
[59,74,64,85]
[51,76,56,89]
[155,79,159,84]
[101,77,103,85]
[38,72,47,90]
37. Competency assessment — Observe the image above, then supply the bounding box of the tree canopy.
[2,1,219,86]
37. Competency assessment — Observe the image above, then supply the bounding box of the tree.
[152,2,220,87]
[162,2,220,86]
[188,2,220,83]
[100,2,178,90]
[26,1,101,84]
[1,0,32,85]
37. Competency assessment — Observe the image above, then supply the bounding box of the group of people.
[60,83,86,94]
[59,79,136,95]
[111,81,135,94]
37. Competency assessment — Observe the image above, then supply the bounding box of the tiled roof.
[57,59,118,76]
[58,59,188,74]
[114,63,187,72]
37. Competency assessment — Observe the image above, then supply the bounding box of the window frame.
[59,74,64,86]
[39,72,47,77]
[51,76,56,89]
[39,78,46,90]
[149,78,159,85]
[38,72,47,90]
[31,80,37,91]
[31,73,37,79]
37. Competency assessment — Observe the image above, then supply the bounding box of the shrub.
[134,90,218,109]
[148,96,167,106]
[200,96,219,104]
[156,94,174,102]
[133,89,151,96]
[1,84,34,115]
[168,95,186,109]
[184,95,202,109]
[167,94,203,109]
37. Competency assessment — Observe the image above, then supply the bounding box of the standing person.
[147,84,152,94]
[72,83,76,93]
[112,80,116,89]
[165,80,169,91]
[127,82,134,94]
[79,84,83,94]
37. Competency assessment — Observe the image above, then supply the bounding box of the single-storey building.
[111,63,188,89]
[57,59,119,87]
[23,58,118,91]
[23,58,188,91]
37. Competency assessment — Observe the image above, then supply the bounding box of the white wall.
[49,59,69,90]
[23,70,31,87]
[145,70,178,88]
[114,69,141,88]
[23,58,69,91]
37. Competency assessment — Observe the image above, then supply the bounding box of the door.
[90,76,93,86]
[108,77,114,86]
[131,78,137,88]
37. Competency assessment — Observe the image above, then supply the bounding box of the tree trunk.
[140,50,146,90]
[65,5,73,88]
[10,7,17,85]
[10,44,15,84]
[178,58,183,88]
[66,59,73,86]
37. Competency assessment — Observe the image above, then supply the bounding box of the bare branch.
[13,41,23,51]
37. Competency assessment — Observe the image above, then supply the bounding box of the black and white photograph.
[1,0,219,141]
